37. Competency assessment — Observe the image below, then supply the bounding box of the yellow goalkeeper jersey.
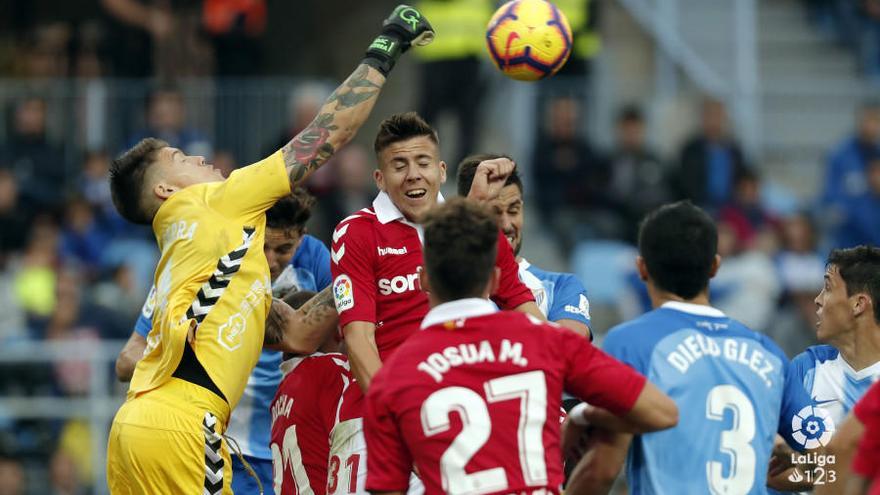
[129,151,290,411]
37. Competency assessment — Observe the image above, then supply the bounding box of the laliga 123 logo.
[791,405,836,449]
[333,275,354,312]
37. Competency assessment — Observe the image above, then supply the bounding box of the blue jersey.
[133,234,331,459]
[603,301,814,495]
[518,258,591,327]
[791,345,880,428]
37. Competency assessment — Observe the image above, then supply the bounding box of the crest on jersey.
[791,405,835,448]
[334,275,355,312]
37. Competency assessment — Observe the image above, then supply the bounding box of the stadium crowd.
[0,1,880,495]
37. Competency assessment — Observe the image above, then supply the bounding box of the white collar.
[372,190,445,225]
[518,258,531,270]
[661,301,726,318]
[421,298,498,329]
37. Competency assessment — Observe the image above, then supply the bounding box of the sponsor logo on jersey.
[564,294,591,320]
[218,313,247,351]
[378,272,420,295]
[791,405,836,448]
[377,246,408,256]
[334,275,355,312]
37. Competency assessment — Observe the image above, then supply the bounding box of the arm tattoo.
[300,287,338,328]
[283,113,338,184]
[264,299,287,346]
[327,65,381,110]
[282,64,382,187]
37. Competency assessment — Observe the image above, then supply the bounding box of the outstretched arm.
[264,287,339,354]
[281,4,434,189]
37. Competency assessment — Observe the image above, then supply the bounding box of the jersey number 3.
[420,370,548,495]
[705,384,757,495]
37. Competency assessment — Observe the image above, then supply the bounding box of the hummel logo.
[332,224,349,244]
[377,246,407,256]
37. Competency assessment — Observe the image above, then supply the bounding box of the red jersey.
[853,381,880,493]
[364,299,647,495]
[270,353,353,495]
[330,192,534,361]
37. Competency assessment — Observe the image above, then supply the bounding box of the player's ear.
[439,160,447,183]
[373,167,385,191]
[635,256,649,282]
[486,266,501,297]
[853,292,871,318]
[418,266,430,295]
[708,254,721,279]
[154,181,178,200]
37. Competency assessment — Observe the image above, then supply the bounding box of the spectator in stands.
[0,455,24,495]
[0,170,28,265]
[14,218,60,333]
[308,144,374,242]
[49,449,85,495]
[770,212,825,355]
[212,149,237,178]
[533,96,606,245]
[202,0,268,76]
[834,154,880,248]
[58,197,108,276]
[822,100,880,208]
[712,220,782,333]
[606,104,672,242]
[126,86,212,158]
[90,264,142,320]
[674,98,749,211]
[718,167,780,250]
[0,96,68,211]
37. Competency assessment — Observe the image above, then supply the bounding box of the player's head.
[109,138,223,225]
[456,153,524,255]
[373,112,446,223]
[815,246,880,342]
[421,198,500,304]
[265,188,316,281]
[637,201,720,301]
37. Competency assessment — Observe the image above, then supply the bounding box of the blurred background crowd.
[0,0,879,493]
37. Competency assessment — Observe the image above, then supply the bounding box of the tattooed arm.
[281,64,386,188]
[264,287,338,354]
[280,4,434,187]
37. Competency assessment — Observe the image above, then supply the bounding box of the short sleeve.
[364,371,413,492]
[559,328,647,416]
[775,345,817,452]
[491,230,535,310]
[207,151,291,218]
[603,326,647,375]
[547,274,591,327]
[133,284,157,338]
[330,218,377,327]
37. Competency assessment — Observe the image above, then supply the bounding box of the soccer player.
[330,112,541,392]
[363,198,677,495]
[271,290,423,495]
[105,7,434,493]
[770,246,880,492]
[456,153,591,338]
[114,189,332,493]
[849,381,880,495]
[570,201,816,495]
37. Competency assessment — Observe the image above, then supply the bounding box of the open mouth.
[405,189,427,200]
[505,234,516,246]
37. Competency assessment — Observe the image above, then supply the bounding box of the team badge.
[334,275,355,312]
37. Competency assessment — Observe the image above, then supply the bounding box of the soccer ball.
[486,0,573,81]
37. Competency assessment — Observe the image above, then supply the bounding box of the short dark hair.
[109,138,168,225]
[617,104,643,124]
[422,198,499,302]
[373,112,438,156]
[282,289,317,310]
[266,187,316,232]
[638,201,718,299]
[827,246,880,324]
[455,153,523,197]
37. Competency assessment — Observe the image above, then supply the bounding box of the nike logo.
[814,398,840,406]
